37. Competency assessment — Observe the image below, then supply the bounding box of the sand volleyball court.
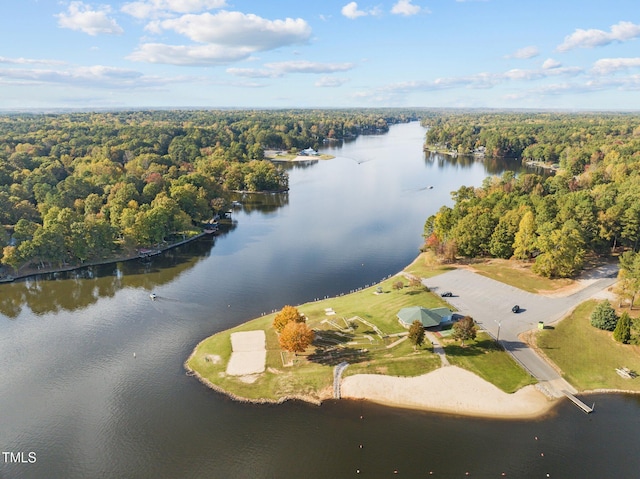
[226,331,266,376]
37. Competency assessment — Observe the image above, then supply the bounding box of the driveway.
[424,266,618,394]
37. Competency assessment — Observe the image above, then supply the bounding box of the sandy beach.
[341,366,557,419]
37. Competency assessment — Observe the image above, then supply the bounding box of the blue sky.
[1,0,639,109]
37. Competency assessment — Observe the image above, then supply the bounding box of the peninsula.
[186,254,638,418]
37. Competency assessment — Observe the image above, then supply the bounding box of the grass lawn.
[537,300,640,391]
[470,259,574,294]
[404,252,456,280]
[443,332,536,393]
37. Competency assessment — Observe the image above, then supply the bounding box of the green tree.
[489,207,524,258]
[532,220,585,278]
[452,316,477,346]
[512,210,536,260]
[613,312,631,343]
[273,305,305,333]
[279,321,314,354]
[408,320,426,350]
[590,300,619,331]
[617,251,640,308]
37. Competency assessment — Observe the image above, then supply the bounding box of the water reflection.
[0,229,237,318]
[425,150,553,176]
[230,191,289,215]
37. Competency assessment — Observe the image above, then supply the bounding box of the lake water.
[1,122,639,478]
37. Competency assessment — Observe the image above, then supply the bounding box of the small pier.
[562,390,594,414]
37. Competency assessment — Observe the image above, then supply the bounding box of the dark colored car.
[441,291,453,297]
[512,305,520,313]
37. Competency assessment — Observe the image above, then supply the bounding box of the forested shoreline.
[422,111,640,280]
[0,109,416,277]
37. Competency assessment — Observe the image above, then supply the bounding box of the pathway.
[425,332,450,366]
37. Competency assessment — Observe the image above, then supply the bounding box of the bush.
[613,312,631,343]
[590,300,618,331]
[392,281,404,290]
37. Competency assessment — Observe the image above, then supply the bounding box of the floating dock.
[562,390,594,414]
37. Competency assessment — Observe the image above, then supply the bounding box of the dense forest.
[422,111,640,279]
[0,109,416,276]
[423,111,640,174]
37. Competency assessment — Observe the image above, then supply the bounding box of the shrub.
[392,281,404,290]
[590,300,618,331]
[613,312,631,343]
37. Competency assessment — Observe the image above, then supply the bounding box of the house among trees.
[397,306,454,329]
[300,147,319,156]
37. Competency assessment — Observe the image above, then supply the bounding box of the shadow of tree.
[444,338,504,357]
[313,330,355,347]
[307,347,371,366]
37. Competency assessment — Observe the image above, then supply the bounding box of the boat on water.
[149,293,157,300]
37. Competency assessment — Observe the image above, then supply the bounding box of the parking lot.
[424,267,618,384]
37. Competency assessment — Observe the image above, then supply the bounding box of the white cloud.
[0,65,174,89]
[341,2,380,19]
[264,60,354,74]
[391,0,421,16]
[226,67,277,78]
[315,77,349,87]
[227,61,355,78]
[542,58,562,69]
[592,57,640,75]
[0,56,66,66]
[129,11,312,66]
[557,21,640,52]
[56,1,123,36]
[506,46,539,59]
[355,64,584,102]
[127,43,254,65]
[159,11,311,48]
[121,0,226,19]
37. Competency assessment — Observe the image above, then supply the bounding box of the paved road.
[424,265,618,395]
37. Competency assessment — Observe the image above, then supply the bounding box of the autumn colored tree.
[279,321,315,354]
[408,320,425,350]
[273,305,305,333]
[452,316,477,346]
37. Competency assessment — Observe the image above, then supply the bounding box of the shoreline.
[1,231,208,283]
[339,367,558,419]
[184,256,562,420]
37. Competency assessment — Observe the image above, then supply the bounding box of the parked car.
[441,291,453,297]
[512,305,520,313]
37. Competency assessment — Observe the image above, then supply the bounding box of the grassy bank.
[187,255,539,403]
[537,300,640,391]
[443,333,536,393]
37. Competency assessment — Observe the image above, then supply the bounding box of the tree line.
[0,109,416,274]
[423,111,640,175]
[423,112,640,278]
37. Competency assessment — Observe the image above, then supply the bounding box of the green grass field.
[471,259,574,294]
[537,300,640,391]
[443,333,536,393]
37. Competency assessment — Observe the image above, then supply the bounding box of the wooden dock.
[562,390,594,414]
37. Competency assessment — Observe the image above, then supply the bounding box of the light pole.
[494,319,502,343]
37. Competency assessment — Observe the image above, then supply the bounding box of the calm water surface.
[1,122,639,479]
